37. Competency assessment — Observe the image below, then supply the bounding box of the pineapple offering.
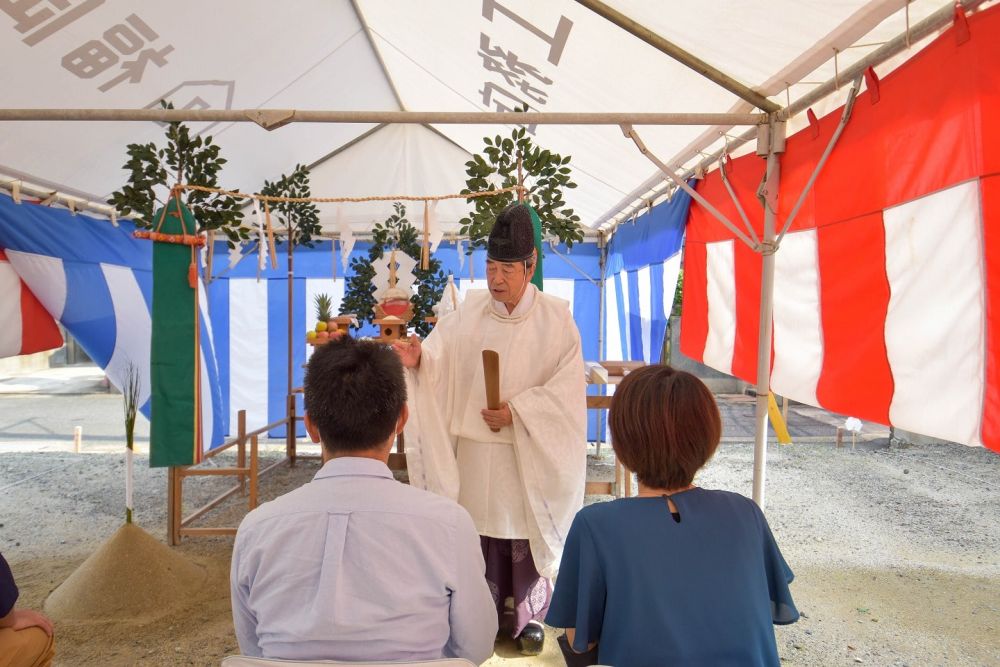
[306,293,357,345]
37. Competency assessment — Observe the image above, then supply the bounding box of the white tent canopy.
[0,0,971,233]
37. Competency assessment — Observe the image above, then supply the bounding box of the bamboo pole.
[180,483,243,527]
[168,467,182,545]
[249,435,259,509]
[237,409,246,494]
[179,527,238,537]
[517,153,525,203]
[421,201,430,270]
[180,467,252,476]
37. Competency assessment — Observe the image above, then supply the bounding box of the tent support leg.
[752,116,785,508]
[287,236,296,465]
[595,235,608,458]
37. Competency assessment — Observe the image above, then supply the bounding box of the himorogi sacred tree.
[340,202,448,338]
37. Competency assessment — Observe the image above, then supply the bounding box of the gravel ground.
[1,390,998,666]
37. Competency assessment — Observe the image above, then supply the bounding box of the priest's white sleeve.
[403,312,461,501]
[507,307,588,579]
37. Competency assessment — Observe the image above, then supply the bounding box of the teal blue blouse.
[547,488,798,666]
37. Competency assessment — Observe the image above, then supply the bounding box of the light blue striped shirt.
[231,457,497,664]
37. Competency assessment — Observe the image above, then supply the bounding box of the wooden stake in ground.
[482,349,501,433]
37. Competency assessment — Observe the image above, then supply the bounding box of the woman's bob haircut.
[609,365,722,490]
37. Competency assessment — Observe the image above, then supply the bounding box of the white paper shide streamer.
[428,201,443,254]
[253,199,265,278]
[337,206,355,271]
[228,240,244,270]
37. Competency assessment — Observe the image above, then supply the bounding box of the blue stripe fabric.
[626,270,642,361]
[614,273,628,359]
[208,278,230,437]
[574,280,600,362]
[267,278,288,437]
[0,196,150,269]
[62,261,116,368]
[199,305,225,450]
[133,267,153,313]
[604,190,690,362]
[267,277,308,438]
[649,262,667,363]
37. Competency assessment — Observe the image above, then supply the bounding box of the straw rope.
[176,183,525,204]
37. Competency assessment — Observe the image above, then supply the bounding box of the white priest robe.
[403,285,587,578]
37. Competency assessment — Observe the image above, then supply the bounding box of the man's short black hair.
[303,336,407,453]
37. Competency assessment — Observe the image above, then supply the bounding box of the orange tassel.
[188,260,197,289]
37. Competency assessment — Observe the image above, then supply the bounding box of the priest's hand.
[392,335,422,368]
[481,403,513,429]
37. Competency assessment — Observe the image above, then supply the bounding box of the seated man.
[230,335,497,664]
[0,552,55,667]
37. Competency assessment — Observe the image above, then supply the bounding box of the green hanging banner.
[149,197,202,467]
[527,205,544,292]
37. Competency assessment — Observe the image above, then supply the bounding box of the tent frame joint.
[246,109,296,132]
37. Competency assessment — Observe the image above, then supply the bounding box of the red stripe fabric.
[678,240,708,364]
[687,156,765,244]
[0,247,62,357]
[731,240,761,384]
[684,143,767,376]
[19,280,63,355]
[809,4,987,226]
[980,175,1000,453]
[815,213,893,424]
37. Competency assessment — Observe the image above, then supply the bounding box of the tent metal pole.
[718,156,761,246]
[287,235,296,466]
[574,0,780,113]
[752,116,785,508]
[776,78,861,243]
[596,233,608,458]
[621,124,758,251]
[0,109,765,127]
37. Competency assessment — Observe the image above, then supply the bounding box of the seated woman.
[547,365,798,666]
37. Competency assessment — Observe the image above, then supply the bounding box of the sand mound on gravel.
[45,523,205,622]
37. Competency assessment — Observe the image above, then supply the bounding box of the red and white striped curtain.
[680,5,1000,452]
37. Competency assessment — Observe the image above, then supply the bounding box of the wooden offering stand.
[307,315,357,346]
[374,299,413,342]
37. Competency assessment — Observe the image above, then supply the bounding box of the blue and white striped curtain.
[0,190,689,443]
[0,195,226,453]
[603,192,690,364]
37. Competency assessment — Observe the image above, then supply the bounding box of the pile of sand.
[44,523,205,623]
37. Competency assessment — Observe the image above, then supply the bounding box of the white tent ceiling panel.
[185,31,399,204]
[358,0,739,226]
[306,123,473,231]
[0,0,396,200]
